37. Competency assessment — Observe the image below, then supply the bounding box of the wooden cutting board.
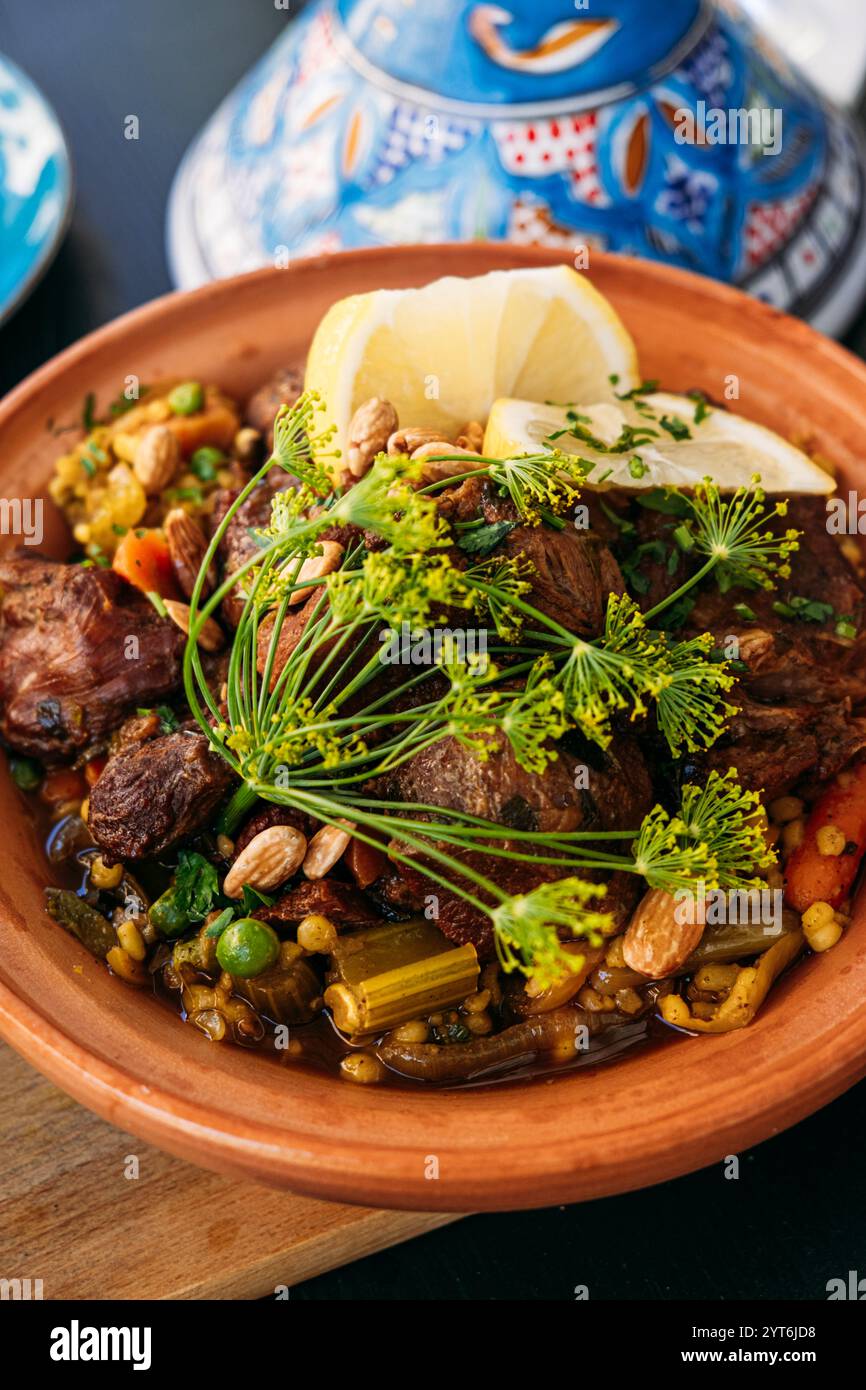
[0,1042,457,1299]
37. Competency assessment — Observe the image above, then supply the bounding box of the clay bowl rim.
[1,243,865,1213]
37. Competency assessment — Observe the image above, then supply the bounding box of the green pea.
[189,446,224,481]
[149,886,190,939]
[216,918,280,978]
[10,756,42,791]
[167,381,204,416]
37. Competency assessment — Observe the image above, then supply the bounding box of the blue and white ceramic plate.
[0,53,72,326]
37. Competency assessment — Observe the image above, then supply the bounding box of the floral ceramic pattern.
[166,2,866,332]
[0,53,72,324]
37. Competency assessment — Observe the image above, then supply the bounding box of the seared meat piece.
[694,695,866,801]
[686,498,866,705]
[255,878,382,929]
[370,733,652,956]
[234,803,310,854]
[245,366,304,446]
[371,732,651,836]
[480,489,624,636]
[88,731,234,860]
[0,557,184,763]
[212,485,272,627]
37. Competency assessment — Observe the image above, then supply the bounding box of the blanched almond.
[164,508,214,598]
[455,421,484,452]
[223,825,307,898]
[303,821,355,879]
[163,598,225,652]
[287,540,344,606]
[133,424,180,494]
[387,426,450,455]
[623,887,706,977]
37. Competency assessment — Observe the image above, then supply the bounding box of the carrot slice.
[784,761,866,912]
[113,527,178,600]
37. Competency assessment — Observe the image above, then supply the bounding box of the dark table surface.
[1,0,864,1302]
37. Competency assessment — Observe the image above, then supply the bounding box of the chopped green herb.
[82,392,98,432]
[457,519,518,555]
[628,456,649,479]
[204,906,236,939]
[108,385,149,417]
[659,414,691,441]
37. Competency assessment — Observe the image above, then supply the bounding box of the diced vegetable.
[113,527,178,599]
[172,924,220,975]
[168,381,204,416]
[784,761,866,912]
[150,851,220,939]
[45,888,116,958]
[233,941,322,1025]
[344,838,389,889]
[513,943,604,1014]
[681,909,801,969]
[661,929,804,1033]
[325,919,479,1036]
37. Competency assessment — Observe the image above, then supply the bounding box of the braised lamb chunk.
[212,484,272,628]
[369,733,653,955]
[684,496,866,706]
[0,556,184,763]
[88,730,234,860]
[255,878,383,929]
[692,694,866,801]
[245,366,304,447]
[479,488,625,637]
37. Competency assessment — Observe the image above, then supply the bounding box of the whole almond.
[133,424,181,494]
[164,509,214,598]
[455,420,484,452]
[163,598,225,652]
[387,426,451,455]
[623,887,706,977]
[223,824,308,898]
[411,442,484,484]
[287,540,344,606]
[303,821,355,879]
[347,397,398,477]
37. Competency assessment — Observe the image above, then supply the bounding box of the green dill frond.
[358,549,471,629]
[499,658,570,774]
[438,655,502,759]
[631,770,773,895]
[686,476,800,593]
[270,391,341,495]
[655,633,739,755]
[555,593,668,747]
[630,804,716,894]
[491,877,611,989]
[486,449,586,524]
[332,452,448,552]
[464,553,535,641]
[677,768,774,888]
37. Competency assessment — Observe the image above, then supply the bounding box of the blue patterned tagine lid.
[166,0,866,336]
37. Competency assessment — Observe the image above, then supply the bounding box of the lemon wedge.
[304,266,639,457]
[483,393,834,494]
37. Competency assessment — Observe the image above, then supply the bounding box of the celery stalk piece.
[325,919,479,1036]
